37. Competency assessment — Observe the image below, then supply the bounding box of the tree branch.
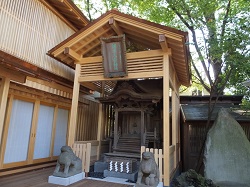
[220,0,231,41]
[191,29,213,85]
[86,0,92,21]
[167,1,213,85]
[166,0,193,30]
[191,56,211,92]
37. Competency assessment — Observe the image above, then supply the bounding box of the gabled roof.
[40,0,89,31]
[48,9,191,86]
[98,80,161,108]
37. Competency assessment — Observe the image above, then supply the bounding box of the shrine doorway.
[119,111,141,137]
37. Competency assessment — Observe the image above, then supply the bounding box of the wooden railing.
[141,146,164,182]
[78,50,164,82]
[72,143,91,173]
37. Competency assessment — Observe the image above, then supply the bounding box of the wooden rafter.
[159,34,171,53]
[74,26,112,52]
[64,47,81,61]
[109,17,123,35]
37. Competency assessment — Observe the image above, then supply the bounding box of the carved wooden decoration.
[101,35,127,78]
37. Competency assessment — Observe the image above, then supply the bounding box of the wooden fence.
[141,146,164,182]
[72,143,91,173]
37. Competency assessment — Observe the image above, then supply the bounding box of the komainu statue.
[53,146,82,178]
[136,152,160,187]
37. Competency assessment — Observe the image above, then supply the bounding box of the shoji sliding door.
[1,97,70,169]
[53,108,69,156]
[4,99,34,164]
[33,104,54,159]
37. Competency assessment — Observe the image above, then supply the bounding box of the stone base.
[135,182,163,187]
[48,172,85,186]
[94,161,108,172]
[104,170,138,182]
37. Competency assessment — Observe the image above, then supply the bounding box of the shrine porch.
[0,167,134,187]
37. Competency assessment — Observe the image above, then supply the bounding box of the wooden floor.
[0,167,134,187]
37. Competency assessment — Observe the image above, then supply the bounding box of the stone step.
[113,147,141,153]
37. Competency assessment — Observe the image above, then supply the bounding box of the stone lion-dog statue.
[53,146,82,178]
[136,152,160,187]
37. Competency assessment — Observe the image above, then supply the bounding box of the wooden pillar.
[97,82,104,160]
[147,113,150,131]
[96,103,103,159]
[177,95,181,163]
[114,109,118,149]
[163,54,170,186]
[0,77,10,147]
[141,110,145,146]
[172,87,177,169]
[67,64,81,146]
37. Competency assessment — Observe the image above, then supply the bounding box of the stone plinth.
[136,182,163,187]
[104,169,138,182]
[48,172,85,186]
[94,161,108,172]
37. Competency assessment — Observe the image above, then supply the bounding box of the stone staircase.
[113,135,141,154]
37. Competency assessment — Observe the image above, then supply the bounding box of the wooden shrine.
[98,79,162,155]
[48,9,191,186]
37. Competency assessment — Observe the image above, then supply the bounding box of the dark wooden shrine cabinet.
[98,79,163,158]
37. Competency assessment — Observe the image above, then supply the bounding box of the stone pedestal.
[136,182,163,187]
[104,170,138,182]
[94,161,108,172]
[48,172,85,186]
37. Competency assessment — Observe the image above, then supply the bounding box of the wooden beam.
[64,47,81,62]
[74,26,112,52]
[26,76,72,93]
[0,50,74,88]
[172,87,177,170]
[81,82,102,93]
[0,78,10,152]
[114,109,118,149]
[141,111,145,145]
[50,16,111,57]
[163,54,170,186]
[77,49,165,64]
[159,34,171,53]
[96,82,104,160]
[67,64,81,146]
[0,66,26,83]
[109,17,123,35]
[78,71,163,82]
[27,100,40,164]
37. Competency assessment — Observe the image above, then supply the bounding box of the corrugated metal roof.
[181,104,250,122]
